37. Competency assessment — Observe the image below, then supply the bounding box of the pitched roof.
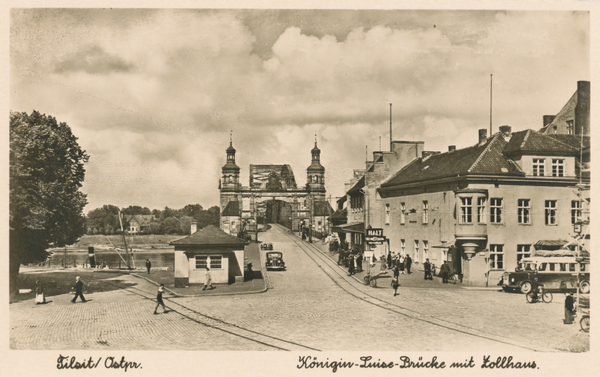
[313,200,334,217]
[221,201,240,217]
[503,130,580,157]
[540,90,577,134]
[170,225,247,247]
[380,132,523,188]
[124,215,155,226]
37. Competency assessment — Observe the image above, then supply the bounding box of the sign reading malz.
[365,228,386,244]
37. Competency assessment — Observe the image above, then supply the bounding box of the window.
[195,255,223,270]
[460,197,473,223]
[195,256,208,269]
[423,240,429,260]
[477,197,486,223]
[545,200,557,225]
[400,239,406,254]
[385,204,390,225]
[517,245,531,263]
[422,201,429,224]
[490,198,503,223]
[414,240,420,262]
[210,256,223,269]
[517,199,531,224]
[566,120,574,135]
[400,203,406,225]
[571,200,582,224]
[532,158,545,177]
[489,244,504,270]
[552,159,564,177]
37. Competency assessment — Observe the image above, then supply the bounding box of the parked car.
[266,251,286,270]
[500,256,590,294]
[261,243,273,250]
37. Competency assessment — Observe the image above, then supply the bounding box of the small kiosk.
[171,225,247,287]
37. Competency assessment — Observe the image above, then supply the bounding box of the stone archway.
[265,199,293,229]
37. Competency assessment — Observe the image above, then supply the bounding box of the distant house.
[170,224,247,287]
[124,215,157,235]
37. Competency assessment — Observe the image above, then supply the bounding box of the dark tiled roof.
[221,201,240,217]
[503,130,579,157]
[540,90,577,134]
[313,200,334,216]
[347,175,365,194]
[124,215,155,226]
[170,225,246,247]
[380,132,523,188]
[330,207,347,220]
[545,134,590,151]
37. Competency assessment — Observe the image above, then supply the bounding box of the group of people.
[381,252,412,274]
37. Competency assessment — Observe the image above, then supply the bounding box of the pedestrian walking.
[348,255,355,275]
[387,252,392,270]
[71,276,86,303]
[440,261,450,283]
[356,252,363,272]
[145,259,152,274]
[424,258,433,280]
[405,254,412,274]
[564,293,574,324]
[203,267,214,290]
[393,265,399,280]
[391,277,400,296]
[35,280,46,304]
[154,284,168,314]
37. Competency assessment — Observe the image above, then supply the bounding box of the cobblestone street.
[10,226,588,352]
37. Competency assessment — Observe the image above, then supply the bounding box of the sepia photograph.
[4,2,598,375]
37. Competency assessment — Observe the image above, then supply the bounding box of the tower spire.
[230,130,233,145]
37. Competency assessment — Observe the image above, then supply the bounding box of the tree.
[86,204,120,234]
[161,216,181,235]
[10,110,89,296]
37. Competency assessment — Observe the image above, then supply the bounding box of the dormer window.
[552,159,564,177]
[533,158,545,176]
[566,120,574,135]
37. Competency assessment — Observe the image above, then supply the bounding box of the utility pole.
[309,193,313,243]
[490,74,493,136]
[389,103,393,151]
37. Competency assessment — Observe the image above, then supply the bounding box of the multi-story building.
[377,124,589,286]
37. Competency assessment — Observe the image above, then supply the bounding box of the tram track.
[273,224,557,352]
[96,276,321,351]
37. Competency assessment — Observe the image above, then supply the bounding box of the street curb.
[131,265,269,298]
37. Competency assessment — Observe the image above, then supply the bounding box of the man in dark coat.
[564,293,575,324]
[424,258,433,280]
[405,254,412,274]
[71,276,86,303]
[146,259,152,274]
[440,261,450,283]
[356,252,363,272]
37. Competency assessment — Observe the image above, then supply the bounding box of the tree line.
[86,204,220,235]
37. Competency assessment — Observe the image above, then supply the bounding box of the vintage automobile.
[500,255,590,294]
[265,251,286,270]
[261,243,273,250]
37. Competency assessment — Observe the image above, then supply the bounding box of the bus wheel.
[520,281,532,294]
[580,280,590,294]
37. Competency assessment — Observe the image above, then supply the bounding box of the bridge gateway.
[219,137,332,239]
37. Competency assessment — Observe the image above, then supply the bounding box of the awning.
[335,222,364,233]
[533,239,569,250]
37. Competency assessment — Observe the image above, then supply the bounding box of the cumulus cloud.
[10,9,589,211]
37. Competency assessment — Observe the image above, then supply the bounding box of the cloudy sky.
[10,8,589,213]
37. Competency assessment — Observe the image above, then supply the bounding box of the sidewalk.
[138,241,267,297]
[306,237,497,290]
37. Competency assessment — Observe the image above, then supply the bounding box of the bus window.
[569,263,576,272]
[560,263,567,272]
[580,263,587,272]
[539,263,547,271]
[549,263,555,271]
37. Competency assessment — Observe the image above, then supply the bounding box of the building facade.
[378,126,589,286]
[219,138,332,237]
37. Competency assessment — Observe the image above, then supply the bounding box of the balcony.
[455,223,487,241]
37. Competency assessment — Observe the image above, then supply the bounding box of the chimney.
[448,145,456,152]
[191,221,197,234]
[499,125,512,139]
[543,115,556,128]
[478,129,488,145]
[575,81,590,135]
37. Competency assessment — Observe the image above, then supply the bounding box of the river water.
[47,249,174,269]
